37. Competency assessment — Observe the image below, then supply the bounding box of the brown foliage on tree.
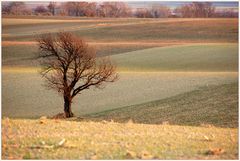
[37,32,118,117]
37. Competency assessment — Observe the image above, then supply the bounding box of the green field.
[86,82,238,128]
[2,43,238,118]
[2,43,238,71]
[112,44,238,72]
[2,44,155,66]
[2,71,237,118]
[2,17,238,159]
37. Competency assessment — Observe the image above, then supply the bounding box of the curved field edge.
[2,43,238,72]
[2,43,158,67]
[111,43,238,72]
[2,71,237,118]
[1,118,238,159]
[85,82,238,128]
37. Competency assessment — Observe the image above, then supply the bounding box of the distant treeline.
[2,2,238,18]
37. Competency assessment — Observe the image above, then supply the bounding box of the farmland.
[2,118,238,159]
[1,16,238,159]
[2,18,238,42]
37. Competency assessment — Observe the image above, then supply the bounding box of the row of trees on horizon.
[2,2,238,18]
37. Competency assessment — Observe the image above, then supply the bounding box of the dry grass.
[2,18,238,42]
[2,118,238,159]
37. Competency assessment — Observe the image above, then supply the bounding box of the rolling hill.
[85,82,238,128]
[112,43,238,72]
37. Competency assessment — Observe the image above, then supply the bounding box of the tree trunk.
[64,96,74,118]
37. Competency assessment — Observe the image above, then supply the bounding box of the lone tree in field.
[37,32,118,117]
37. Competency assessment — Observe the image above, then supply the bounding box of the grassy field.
[86,82,238,128]
[2,16,238,159]
[3,71,237,118]
[73,19,238,42]
[2,43,156,66]
[2,43,238,118]
[2,44,238,70]
[1,17,159,41]
[112,44,238,72]
[2,18,238,42]
[2,118,238,159]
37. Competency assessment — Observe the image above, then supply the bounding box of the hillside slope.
[2,18,238,42]
[112,44,238,72]
[3,43,238,70]
[2,118,238,159]
[85,82,238,128]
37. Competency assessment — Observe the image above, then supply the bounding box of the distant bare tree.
[9,2,25,15]
[215,8,238,18]
[60,2,131,17]
[2,3,11,14]
[2,2,31,15]
[84,2,97,17]
[64,2,89,16]
[48,2,57,15]
[37,32,118,117]
[97,2,131,17]
[112,2,132,17]
[34,5,48,15]
[150,5,171,18]
[176,2,215,18]
[135,8,152,18]
[62,2,73,16]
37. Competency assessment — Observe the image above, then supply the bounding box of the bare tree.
[2,3,11,14]
[85,2,97,17]
[111,2,132,17]
[9,2,25,15]
[64,2,88,16]
[61,2,131,17]
[176,2,215,18]
[215,8,238,18]
[97,2,131,17]
[47,2,57,15]
[150,5,171,18]
[3,2,31,15]
[34,5,48,15]
[135,8,152,18]
[37,32,118,117]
